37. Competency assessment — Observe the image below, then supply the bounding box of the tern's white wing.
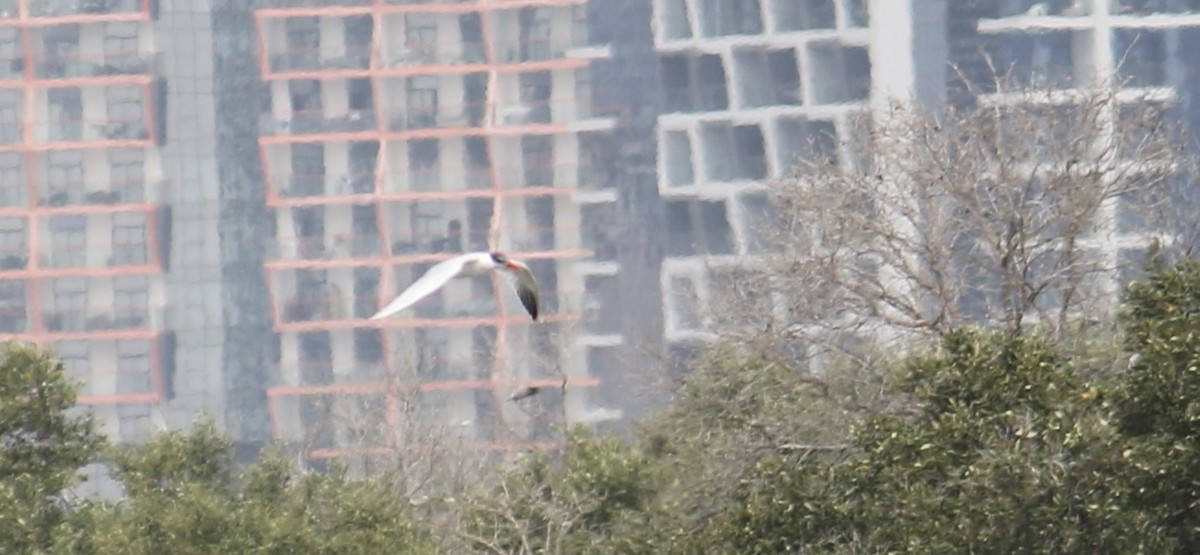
[370,255,470,320]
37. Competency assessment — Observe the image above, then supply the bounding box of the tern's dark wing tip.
[518,287,539,320]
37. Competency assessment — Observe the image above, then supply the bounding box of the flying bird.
[508,386,540,402]
[370,251,540,321]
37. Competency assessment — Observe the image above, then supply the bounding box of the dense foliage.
[0,343,433,554]
[9,259,1200,553]
[0,343,104,552]
[54,420,436,555]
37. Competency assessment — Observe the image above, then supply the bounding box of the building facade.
[253,0,625,458]
[649,0,1200,347]
[6,0,1200,461]
[0,0,176,441]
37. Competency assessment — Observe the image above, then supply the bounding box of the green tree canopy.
[0,342,104,552]
[1110,258,1200,552]
[56,419,437,555]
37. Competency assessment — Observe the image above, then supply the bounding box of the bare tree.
[712,84,1194,367]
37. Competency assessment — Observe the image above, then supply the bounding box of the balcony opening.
[405,201,445,254]
[48,214,86,268]
[732,48,771,107]
[521,135,554,187]
[348,141,378,193]
[353,267,381,319]
[659,0,693,40]
[695,54,729,111]
[105,85,146,140]
[699,122,767,181]
[354,329,383,364]
[283,17,319,71]
[47,87,82,141]
[733,47,801,107]
[734,124,768,179]
[807,42,870,104]
[0,216,25,271]
[524,196,556,250]
[459,13,485,63]
[699,122,733,182]
[464,72,487,126]
[981,30,1080,91]
[698,0,763,37]
[767,49,802,104]
[293,207,325,259]
[113,276,149,328]
[516,71,553,123]
[298,331,332,384]
[518,7,554,62]
[737,191,777,254]
[288,79,323,131]
[57,341,88,385]
[430,218,464,254]
[109,148,145,203]
[350,204,379,246]
[289,143,325,197]
[40,24,79,80]
[664,200,695,256]
[408,138,440,191]
[574,66,602,119]
[465,136,490,169]
[404,14,438,62]
[669,275,702,330]
[102,22,141,71]
[663,130,694,187]
[1115,29,1167,87]
[47,277,87,332]
[112,211,148,266]
[405,75,438,129]
[116,340,151,394]
[572,3,595,46]
[45,150,83,205]
[466,198,493,252]
[0,91,18,144]
[461,138,490,190]
[0,154,21,207]
[847,0,869,26]
[348,78,373,111]
[699,200,734,255]
[777,117,838,173]
[661,55,691,112]
[0,279,27,333]
[775,0,835,32]
[0,29,20,81]
[344,15,372,64]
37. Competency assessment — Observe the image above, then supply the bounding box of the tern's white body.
[369,251,540,321]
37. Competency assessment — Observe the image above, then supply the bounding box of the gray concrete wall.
[212,0,276,451]
[155,0,227,430]
[588,0,667,423]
